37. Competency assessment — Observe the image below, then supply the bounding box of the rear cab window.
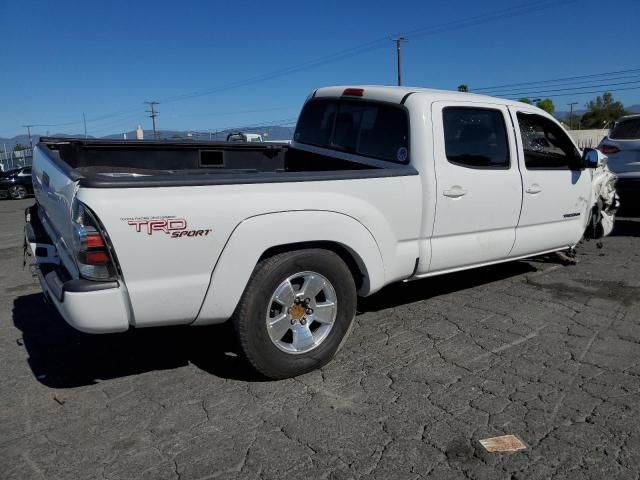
[610,117,640,140]
[294,98,410,164]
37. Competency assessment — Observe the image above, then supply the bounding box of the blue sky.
[1,0,639,138]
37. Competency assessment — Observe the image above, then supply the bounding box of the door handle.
[443,187,468,198]
[525,184,542,194]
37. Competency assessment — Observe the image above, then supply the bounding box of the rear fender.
[193,211,384,325]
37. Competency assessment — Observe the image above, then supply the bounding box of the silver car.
[599,114,640,198]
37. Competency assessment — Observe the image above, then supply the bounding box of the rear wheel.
[232,249,357,379]
[9,185,27,200]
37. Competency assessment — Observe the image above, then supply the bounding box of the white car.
[26,85,616,378]
[598,114,640,199]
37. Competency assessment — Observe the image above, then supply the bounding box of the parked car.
[226,132,263,142]
[0,166,33,199]
[26,85,616,379]
[598,114,640,199]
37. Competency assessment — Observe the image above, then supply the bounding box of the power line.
[157,0,574,105]
[493,79,640,98]
[88,112,146,135]
[29,119,82,128]
[173,105,298,118]
[87,107,299,137]
[504,85,640,100]
[478,73,640,94]
[474,67,640,92]
[9,0,576,132]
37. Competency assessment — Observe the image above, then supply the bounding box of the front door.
[509,107,592,256]
[429,102,522,273]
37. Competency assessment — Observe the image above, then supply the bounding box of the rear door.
[509,107,592,256]
[429,102,522,272]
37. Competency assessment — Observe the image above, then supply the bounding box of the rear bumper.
[26,206,130,334]
[35,267,130,333]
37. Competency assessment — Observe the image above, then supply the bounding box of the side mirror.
[581,148,607,169]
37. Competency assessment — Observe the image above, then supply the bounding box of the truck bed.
[38,137,415,188]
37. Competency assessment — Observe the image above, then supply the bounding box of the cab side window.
[517,113,581,170]
[443,107,510,169]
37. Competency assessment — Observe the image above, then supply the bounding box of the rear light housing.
[342,88,364,97]
[71,202,118,281]
[598,143,620,155]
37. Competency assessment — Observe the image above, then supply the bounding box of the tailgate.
[31,145,80,274]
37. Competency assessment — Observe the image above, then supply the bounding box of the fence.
[0,148,33,171]
[567,129,608,149]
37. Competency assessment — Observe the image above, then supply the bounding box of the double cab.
[26,85,615,378]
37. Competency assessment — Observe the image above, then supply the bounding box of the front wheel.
[232,249,357,379]
[9,185,27,200]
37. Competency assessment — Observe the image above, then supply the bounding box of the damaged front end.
[588,164,619,238]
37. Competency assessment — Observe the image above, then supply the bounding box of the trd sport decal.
[121,216,212,238]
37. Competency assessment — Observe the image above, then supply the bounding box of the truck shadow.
[13,261,539,388]
[358,262,536,313]
[12,293,263,388]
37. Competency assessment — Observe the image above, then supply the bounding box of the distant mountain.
[0,133,88,151]
[102,125,295,141]
[0,125,295,152]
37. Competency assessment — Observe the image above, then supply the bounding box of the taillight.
[72,202,117,280]
[342,88,364,97]
[598,144,620,155]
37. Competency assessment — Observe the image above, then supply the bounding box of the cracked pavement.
[2,198,640,479]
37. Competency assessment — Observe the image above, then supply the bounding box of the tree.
[457,84,469,92]
[13,143,27,151]
[535,98,555,115]
[581,92,627,129]
[518,98,532,104]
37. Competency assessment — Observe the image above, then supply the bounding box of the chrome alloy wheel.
[266,271,337,354]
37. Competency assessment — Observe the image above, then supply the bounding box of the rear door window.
[610,118,640,140]
[295,99,409,163]
[442,107,510,168]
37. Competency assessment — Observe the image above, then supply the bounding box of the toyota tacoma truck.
[25,86,617,379]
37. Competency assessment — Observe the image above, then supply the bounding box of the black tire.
[9,185,27,200]
[232,249,357,379]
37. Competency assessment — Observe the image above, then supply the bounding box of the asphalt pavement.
[1,197,640,479]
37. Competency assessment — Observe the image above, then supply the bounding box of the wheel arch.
[259,240,369,293]
[193,210,385,326]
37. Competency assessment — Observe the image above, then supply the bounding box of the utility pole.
[144,101,160,138]
[391,37,407,86]
[567,102,578,130]
[22,125,34,148]
[83,113,88,138]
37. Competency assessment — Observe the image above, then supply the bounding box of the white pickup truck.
[26,85,617,378]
